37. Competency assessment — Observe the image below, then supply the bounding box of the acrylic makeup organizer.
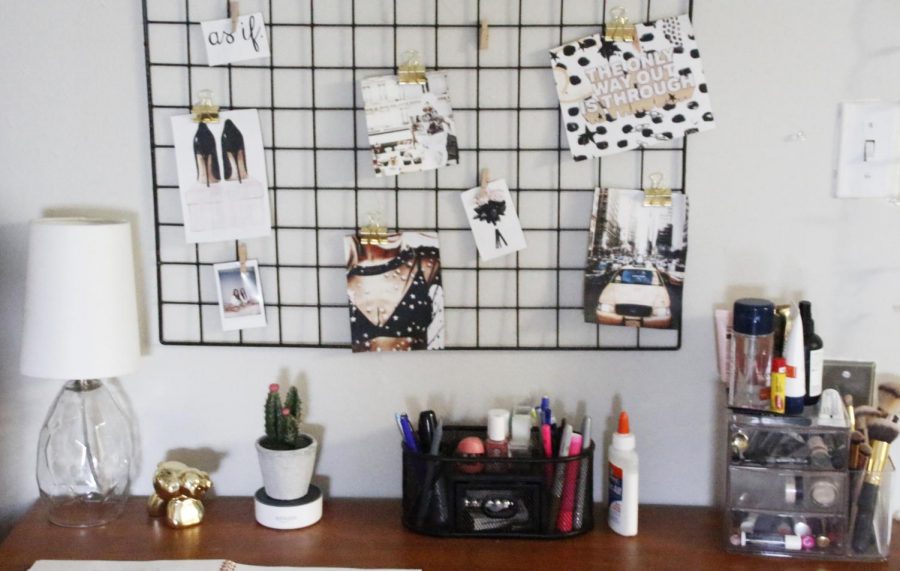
[401,426,594,538]
[725,412,891,561]
[143,0,692,350]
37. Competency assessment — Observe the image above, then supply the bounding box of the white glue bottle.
[608,410,638,536]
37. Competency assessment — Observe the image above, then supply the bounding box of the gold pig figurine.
[147,460,213,528]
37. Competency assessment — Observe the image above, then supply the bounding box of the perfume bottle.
[485,409,510,473]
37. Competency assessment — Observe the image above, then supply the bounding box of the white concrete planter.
[256,434,317,501]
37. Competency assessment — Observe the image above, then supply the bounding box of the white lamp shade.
[20,218,140,380]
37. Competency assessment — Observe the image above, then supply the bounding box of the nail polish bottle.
[485,409,510,472]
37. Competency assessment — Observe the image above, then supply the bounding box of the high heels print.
[193,123,220,187]
[221,119,249,183]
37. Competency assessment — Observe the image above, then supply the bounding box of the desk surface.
[0,498,896,570]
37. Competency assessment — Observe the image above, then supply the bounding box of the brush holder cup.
[401,426,594,539]
[725,413,892,561]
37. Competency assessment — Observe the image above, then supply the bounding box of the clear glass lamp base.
[37,379,134,527]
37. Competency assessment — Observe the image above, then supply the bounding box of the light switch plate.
[835,101,900,198]
[822,359,876,406]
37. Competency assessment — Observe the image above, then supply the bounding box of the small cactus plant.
[262,384,306,450]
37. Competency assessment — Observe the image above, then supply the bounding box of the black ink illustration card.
[550,14,714,160]
[583,188,688,330]
[344,232,445,352]
[361,72,459,177]
[461,179,526,261]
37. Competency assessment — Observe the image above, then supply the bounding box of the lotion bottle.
[608,411,638,536]
[783,308,806,415]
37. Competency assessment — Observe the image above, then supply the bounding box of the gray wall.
[2,0,900,538]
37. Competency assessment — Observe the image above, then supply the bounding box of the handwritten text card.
[201,12,270,66]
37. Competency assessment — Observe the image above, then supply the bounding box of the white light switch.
[835,101,900,198]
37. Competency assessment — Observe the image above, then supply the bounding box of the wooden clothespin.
[230,1,240,33]
[238,242,248,274]
[480,19,490,50]
[604,6,635,42]
[477,168,491,201]
[359,211,389,245]
[643,172,672,207]
[191,89,219,123]
[398,50,427,85]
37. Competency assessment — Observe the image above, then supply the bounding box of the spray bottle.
[608,411,638,536]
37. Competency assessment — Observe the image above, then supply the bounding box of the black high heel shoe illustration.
[221,119,249,183]
[193,123,220,187]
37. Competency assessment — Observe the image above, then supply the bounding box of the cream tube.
[784,306,806,415]
[715,309,732,384]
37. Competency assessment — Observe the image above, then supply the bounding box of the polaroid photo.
[583,188,688,330]
[171,109,272,243]
[201,12,270,66]
[361,71,460,177]
[550,14,714,160]
[213,260,267,331]
[460,179,527,261]
[343,231,445,352]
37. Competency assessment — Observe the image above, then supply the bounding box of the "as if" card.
[461,179,527,261]
[201,12,270,66]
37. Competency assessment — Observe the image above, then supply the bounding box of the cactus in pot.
[256,383,317,500]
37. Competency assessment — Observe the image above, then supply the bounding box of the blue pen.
[400,414,420,453]
[543,406,552,426]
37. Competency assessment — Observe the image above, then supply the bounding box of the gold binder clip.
[604,6,635,42]
[230,1,240,33]
[191,89,220,123]
[398,50,427,85]
[238,242,248,275]
[643,172,672,207]
[359,212,389,245]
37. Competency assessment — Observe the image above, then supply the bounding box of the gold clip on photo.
[359,212,389,245]
[604,6,636,43]
[643,172,672,207]
[398,49,427,85]
[191,89,220,123]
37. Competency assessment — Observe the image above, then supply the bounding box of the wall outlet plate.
[822,360,876,406]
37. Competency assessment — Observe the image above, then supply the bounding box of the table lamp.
[20,218,141,527]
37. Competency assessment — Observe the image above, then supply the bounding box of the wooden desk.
[0,498,895,570]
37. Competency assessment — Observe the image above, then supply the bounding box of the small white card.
[213,260,267,331]
[461,179,527,261]
[201,12,270,66]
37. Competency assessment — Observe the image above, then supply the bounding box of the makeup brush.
[877,382,900,423]
[848,431,865,471]
[857,443,873,471]
[845,394,856,432]
[851,419,899,553]
[855,406,887,442]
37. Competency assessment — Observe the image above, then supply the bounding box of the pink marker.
[557,434,583,532]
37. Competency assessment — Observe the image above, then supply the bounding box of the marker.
[399,414,420,453]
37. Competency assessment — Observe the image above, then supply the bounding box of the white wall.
[2,0,900,538]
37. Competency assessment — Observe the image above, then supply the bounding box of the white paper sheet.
[201,13,271,66]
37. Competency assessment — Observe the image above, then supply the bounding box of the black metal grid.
[143,0,692,350]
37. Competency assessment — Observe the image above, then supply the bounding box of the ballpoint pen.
[400,414,420,453]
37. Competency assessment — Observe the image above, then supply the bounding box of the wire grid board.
[144,0,692,350]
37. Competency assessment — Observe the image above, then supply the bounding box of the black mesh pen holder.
[401,425,594,539]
